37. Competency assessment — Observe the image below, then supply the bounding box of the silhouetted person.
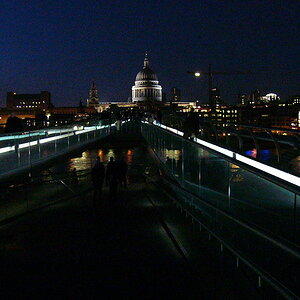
[106,157,118,201]
[118,159,128,188]
[176,155,183,178]
[190,112,199,137]
[183,111,199,139]
[71,167,78,185]
[5,113,23,133]
[166,156,172,170]
[106,157,115,186]
[91,157,105,204]
[183,113,193,138]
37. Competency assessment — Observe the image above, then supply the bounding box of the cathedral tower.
[87,81,100,107]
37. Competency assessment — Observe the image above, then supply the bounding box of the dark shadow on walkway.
[0,135,268,299]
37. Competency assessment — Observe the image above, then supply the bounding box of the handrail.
[144,140,300,299]
[143,138,300,259]
[160,179,299,300]
[142,120,300,193]
[0,118,113,138]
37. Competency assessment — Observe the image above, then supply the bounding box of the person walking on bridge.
[91,157,105,206]
[106,157,119,201]
[117,158,128,189]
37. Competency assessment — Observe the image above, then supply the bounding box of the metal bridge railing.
[0,120,116,179]
[140,120,300,299]
[0,168,93,225]
[162,115,300,176]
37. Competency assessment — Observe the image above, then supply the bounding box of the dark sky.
[1,0,299,106]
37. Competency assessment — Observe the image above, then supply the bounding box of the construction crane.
[187,64,251,106]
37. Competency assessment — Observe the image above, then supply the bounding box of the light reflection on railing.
[0,120,120,178]
[142,120,300,188]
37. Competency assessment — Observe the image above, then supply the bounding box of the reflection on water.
[245,148,272,161]
[163,149,181,161]
[245,149,257,158]
[290,156,300,174]
[244,148,300,175]
[48,146,135,175]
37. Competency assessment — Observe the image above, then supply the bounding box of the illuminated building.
[288,95,300,106]
[249,90,260,105]
[238,94,250,106]
[87,81,100,107]
[6,91,51,109]
[210,87,223,106]
[197,106,239,125]
[239,105,299,129]
[131,52,162,102]
[260,93,280,104]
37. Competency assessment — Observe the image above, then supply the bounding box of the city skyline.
[1,0,299,107]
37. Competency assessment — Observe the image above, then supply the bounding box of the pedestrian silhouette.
[106,157,118,201]
[118,159,128,188]
[106,157,115,186]
[71,168,78,185]
[166,156,172,170]
[91,157,105,205]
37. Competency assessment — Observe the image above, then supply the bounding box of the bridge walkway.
[0,141,266,299]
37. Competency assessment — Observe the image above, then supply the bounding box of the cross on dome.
[143,51,149,69]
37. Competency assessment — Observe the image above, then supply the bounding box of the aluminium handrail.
[142,125,300,258]
[144,140,300,299]
[160,179,299,300]
[142,120,300,193]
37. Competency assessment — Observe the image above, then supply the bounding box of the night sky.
[1,0,299,106]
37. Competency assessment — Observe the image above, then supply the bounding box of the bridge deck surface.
[0,136,266,299]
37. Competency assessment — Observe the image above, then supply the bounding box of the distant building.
[170,87,181,103]
[210,87,223,106]
[238,94,250,106]
[288,95,300,106]
[132,52,162,102]
[87,81,100,107]
[238,91,280,106]
[239,105,298,129]
[260,93,280,104]
[249,90,260,105]
[162,92,167,103]
[6,91,51,109]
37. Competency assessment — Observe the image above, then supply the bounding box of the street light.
[188,64,251,107]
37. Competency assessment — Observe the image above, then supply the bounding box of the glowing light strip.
[75,128,95,135]
[0,132,45,141]
[150,121,184,136]
[235,154,300,187]
[147,121,300,187]
[19,141,38,149]
[0,146,15,153]
[39,133,73,144]
[0,124,114,154]
[195,138,234,158]
[167,126,184,136]
[47,129,74,135]
[0,122,114,142]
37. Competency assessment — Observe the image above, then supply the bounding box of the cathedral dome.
[136,67,158,81]
[131,52,162,103]
[135,53,158,81]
